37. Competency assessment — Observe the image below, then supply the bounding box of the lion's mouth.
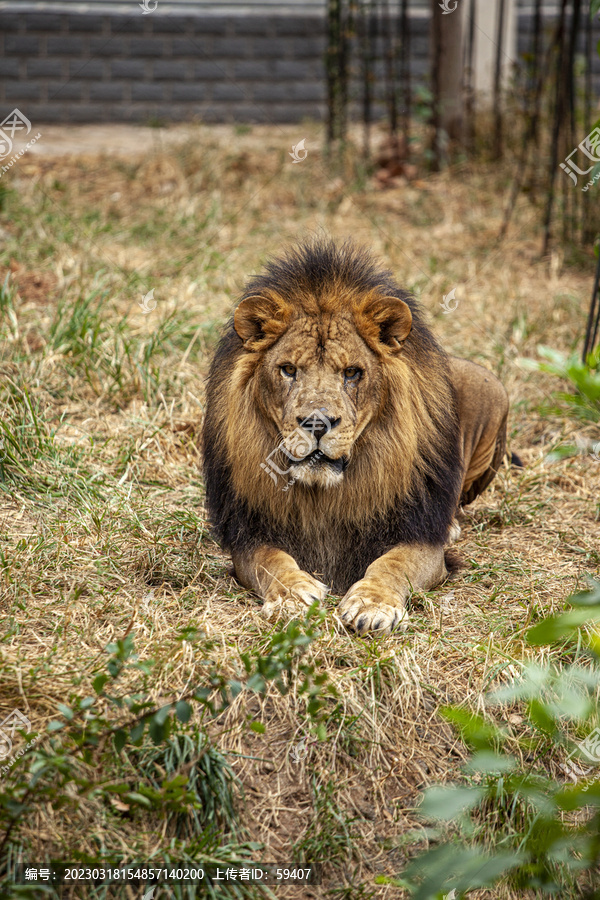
[291,450,348,474]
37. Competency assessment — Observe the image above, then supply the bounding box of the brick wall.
[0,4,598,125]
[0,8,332,124]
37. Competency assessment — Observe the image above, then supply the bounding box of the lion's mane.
[202,240,462,593]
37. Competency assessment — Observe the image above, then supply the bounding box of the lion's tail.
[444,547,464,576]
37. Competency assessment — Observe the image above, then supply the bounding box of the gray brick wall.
[0,5,598,125]
[0,7,331,123]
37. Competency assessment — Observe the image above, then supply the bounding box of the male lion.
[203,241,509,635]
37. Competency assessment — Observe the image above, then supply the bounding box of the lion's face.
[259,317,380,487]
[233,289,413,489]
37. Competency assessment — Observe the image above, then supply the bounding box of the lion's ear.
[358,295,412,352]
[233,293,291,348]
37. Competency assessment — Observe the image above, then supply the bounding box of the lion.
[202,240,509,635]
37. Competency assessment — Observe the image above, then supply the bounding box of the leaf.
[149,713,172,744]
[527,699,559,735]
[527,608,600,645]
[176,625,202,643]
[103,782,130,794]
[246,673,266,693]
[545,444,578,462]
[419,785,485,822]
[545,684,595,721]
[307,698,321,716]
[464,751,517,774]
[569,579,600,608]
[92,673,109,694]
[402,843,524,900]
[556,780,600,811]
[47,721,65,732]
[113,729,127,753]
[229,680,243,698]
[130,721,145,743]
[57,703,74,721]
[489,662,551,704]
[153,704,172,725]
[441,706,504,750]
[124,792,152,808]
[175,700,192,723]
[249,721,266,734]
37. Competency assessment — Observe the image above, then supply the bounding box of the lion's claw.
[338,581,409,635]
[262,574,328,622]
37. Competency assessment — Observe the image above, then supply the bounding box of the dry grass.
[0,121,599,899]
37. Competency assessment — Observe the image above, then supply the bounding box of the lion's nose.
[297,413,340,439]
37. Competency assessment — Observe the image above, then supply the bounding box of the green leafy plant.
[380,579,600,899]
[0,608,333,894]
[521,345,600,423]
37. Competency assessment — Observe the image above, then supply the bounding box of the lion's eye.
[280,364,297,378]
[344,367,362,381]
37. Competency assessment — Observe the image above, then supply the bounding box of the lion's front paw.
[337,580,409,636]
[262,571,328,622]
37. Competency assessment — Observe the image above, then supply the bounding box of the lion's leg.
[338,543,446,635]
[232,546,328,621]
[449,357,509,507]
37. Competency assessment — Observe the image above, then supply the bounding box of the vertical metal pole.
[493,0,506,158]
[583,252,600,361]
[399,0,411,156]
[542,0,568,256]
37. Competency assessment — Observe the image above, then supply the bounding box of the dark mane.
[242,238,439,355]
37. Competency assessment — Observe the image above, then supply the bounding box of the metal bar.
[583,253,600,361]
